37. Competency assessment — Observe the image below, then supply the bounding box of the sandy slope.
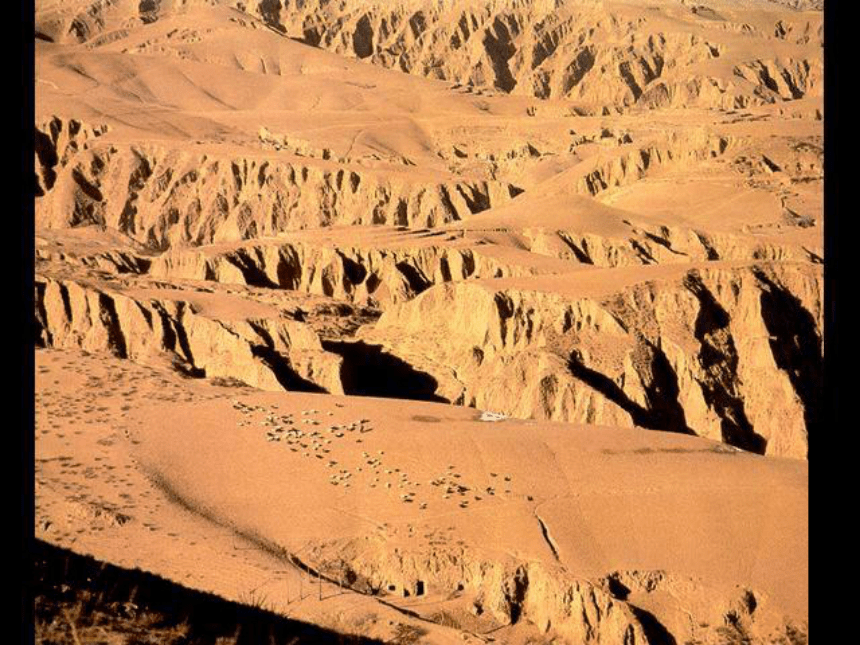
[36,347,807,643]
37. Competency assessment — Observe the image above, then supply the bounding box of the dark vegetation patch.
[32,539,383,644]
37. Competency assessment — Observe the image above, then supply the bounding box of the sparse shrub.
[391,623,428,644]
[237,589,272,612]
[428,610,461,630]
[209,376,249,388]
[715,622,753,645]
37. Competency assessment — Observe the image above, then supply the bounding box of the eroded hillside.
[34,0,818,643]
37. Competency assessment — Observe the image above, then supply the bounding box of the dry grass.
[390,623,428,645]
[33,540,383,644]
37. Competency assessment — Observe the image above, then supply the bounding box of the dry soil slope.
[37,0,823,113]
[35,347,808,644]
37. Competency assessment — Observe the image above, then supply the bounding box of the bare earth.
[34,1,818,643]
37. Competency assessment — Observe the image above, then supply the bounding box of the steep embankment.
[34,273,345,393]
[35,1,823,112]
[35,118,518,249]
[34,247,822,460]
[359,262,821,458]
[251,0,822,110]
[149,236,550,306]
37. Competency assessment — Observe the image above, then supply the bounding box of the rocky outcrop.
[35,140,518,249]
[147,223,820,316]
[565,130,733,197]
[523,223,821,268]
[36,2,822,111]
[150,238,541,306]
[359,262,821,458]
[307,535,650,643]
[35,116,110,197]
[34,274,344,393]
[733,58,823,102]
[598,568,806,644]
[766,0,824,11]
[259,0,820,110]
[303,533,805,644]
[36,246,152,274]
[258,126,417,168]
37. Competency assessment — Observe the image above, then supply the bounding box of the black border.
[20,0,36,640]
[823,1,841,436]
[820,0,846,636]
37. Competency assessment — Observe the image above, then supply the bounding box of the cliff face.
[35,252,821,460]
[360,262,821,459]
[35,272,346,393]
[150,239,540,306]
[36,1,822,114]
[311,538,655,644]
[32,0,823,462]
[244,0,823,110]
[303,532,801,645]
[35,125,518,249]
